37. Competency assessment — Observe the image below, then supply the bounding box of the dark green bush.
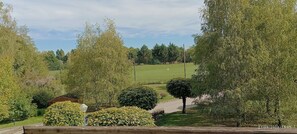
[43,101,84,126]
[32,90,54,109]
[166,78,193,98]
[118,86,158,110]
[37,109,46,116]
[88,107,155,126]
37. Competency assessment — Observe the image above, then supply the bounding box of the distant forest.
[43,43,194,71]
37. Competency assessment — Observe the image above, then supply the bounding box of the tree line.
[43,43,195,72]
[41,49,69,70]
[128,44,194,65]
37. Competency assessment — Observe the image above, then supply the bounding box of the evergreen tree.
[137,45,152,64]
[167,43,179,63]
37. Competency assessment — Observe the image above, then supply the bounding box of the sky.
[2,0,204,52]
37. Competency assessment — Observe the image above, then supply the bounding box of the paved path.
[0,123,42,134]
[150,98,196,113]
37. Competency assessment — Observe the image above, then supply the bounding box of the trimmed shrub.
[88,107,155,126]
[118,86,158,110]
[166,78,194,114]
[43,101,84,126]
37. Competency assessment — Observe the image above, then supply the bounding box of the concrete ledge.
[23,126,297,134]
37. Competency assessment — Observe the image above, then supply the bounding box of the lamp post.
[80,104,88,126]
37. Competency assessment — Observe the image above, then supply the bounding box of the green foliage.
[88,107,155,126]
[137,45,153,64]
[43,101,84,126]
[152,44,168,63]
[128,43,193,65]
[166,78,193,113]
[9,93,37,121]
[56,49,68,64]
[37,109,46,116]
[128,47,139,63]
[66,20,131,107]
[193,0,297,126]
[55,49,64,60]
[42,50,63,70]
[167,43,180,63]
[118,86,158,110]
[0,1,58,123]
[0,56,17,122]
[166,78,192,99]
[32,89,54,108]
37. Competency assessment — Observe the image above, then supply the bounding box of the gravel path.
[150,98,196,113]
[0,123,42,134]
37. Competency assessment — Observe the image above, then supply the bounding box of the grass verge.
[155,108,235,127]
[145,84,175,103]
[0,116,43,129]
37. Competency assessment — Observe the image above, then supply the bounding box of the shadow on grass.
[155,108,235,127]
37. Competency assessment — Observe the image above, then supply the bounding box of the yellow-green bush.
[88,107,155,126]
[43,101,84,126]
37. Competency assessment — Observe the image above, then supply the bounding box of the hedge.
[43,101,84,126]
[88,107,155,126]
[118,86,158,110]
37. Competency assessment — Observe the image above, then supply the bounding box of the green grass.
[49,70,59,76]
[156,108,234,127]
[0,116,43,129]
[145,84,175,103]
[133,63,197,84]
[50,63,197,84]
[49,63,196,103]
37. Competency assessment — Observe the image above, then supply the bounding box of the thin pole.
[183,44,186,78]
[133,60,136,81]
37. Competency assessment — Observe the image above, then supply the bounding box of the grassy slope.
[133,63,196,84]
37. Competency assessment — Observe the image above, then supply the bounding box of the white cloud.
[3,0,204,40]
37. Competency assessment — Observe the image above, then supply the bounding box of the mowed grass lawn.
[50,63,197,84]
[133,63,197,84]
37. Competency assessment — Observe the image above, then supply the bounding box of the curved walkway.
[150,98,196,113]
